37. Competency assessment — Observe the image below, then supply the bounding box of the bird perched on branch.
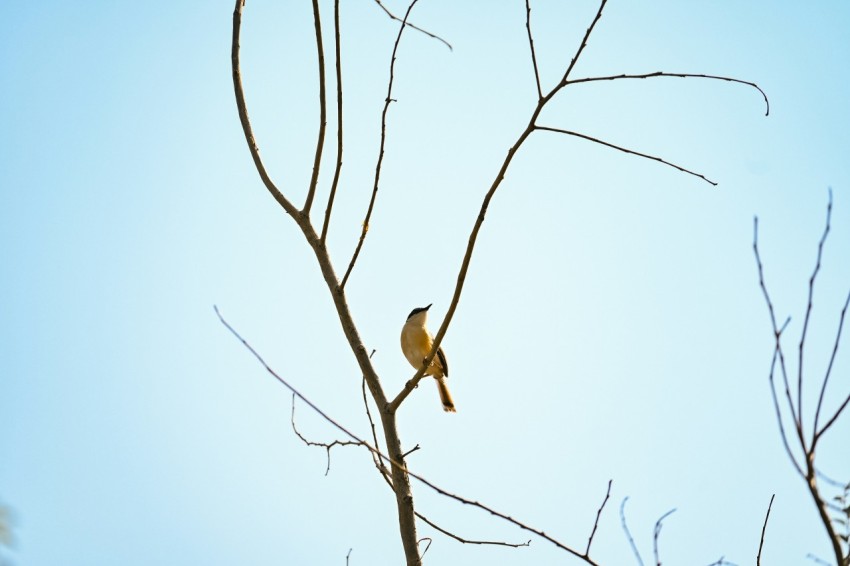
[400,304,456,412]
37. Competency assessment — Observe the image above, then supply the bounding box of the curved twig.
[231,0,299,217]
[620,497,645,566]
[652,508,676,566]
[566,72,769,116]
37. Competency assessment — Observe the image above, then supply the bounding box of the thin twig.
[814,288,850,443]
[757,494,775,565]
[586,480,613,556]
[754,216,808,457]
[653,508,676,566]
[321,0,345,243]
[291,393,364,476]
[620,498,645,566]
[372,0,452,50]
[561,0,607,83]
[524,0,543,99]
[362,376,388,478]
[341,0,419,289]
[798,190,833,434]
[389,0,611,413]
[402,444,421,459]
[768,349,806,478]
[535,125,716,185]
[303,0,328,216]
[566,72,769,116]
[416,512,531,548]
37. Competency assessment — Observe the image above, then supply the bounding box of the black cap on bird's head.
[407,303,432,320]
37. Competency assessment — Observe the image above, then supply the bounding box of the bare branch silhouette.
[797,190,833,431]
[524,0,542,100]
[754,217,806,477]
[561,0,608,84]
[231,0,299,218]
[586,479,613,556]
[216,305,597,563]
[620,497,645,566]
[321,0,345,243]
[566,72,769,116]
[303,0,328,216]
[754,193,849,566]
[372,0,452,51]
[757,494,775,565]
[535,125,716,185]
[652,508,676,566]
[290,393,365,476]
[415,512,531,548]
[341,0,418,289]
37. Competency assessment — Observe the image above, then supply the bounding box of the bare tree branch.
[341,0,419,289]
[797,189,833,433]
[620,498,645,566]
[561,0,607,84]
[652,508,676,566]
[813,286,850,442]
[362,376,389,479]
[535,125,717,185]
[757,493,775,565]
[754,216,808,458]
[566,72,769,116]
[217,305,597,564]
[303,0,329,216]
[755,193,849,566]
[586,479,613,556]
[291,393,365,476]
[415,512,531,548]
[321,0,345,243]
[372,0,452,50]
[768,348,806,478]
[524,0,542,100]
[389,0,767,412]
[231,0,299,217]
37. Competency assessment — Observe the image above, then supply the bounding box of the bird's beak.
[425,303,432,310]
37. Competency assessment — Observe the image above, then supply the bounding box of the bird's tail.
[436,377,456,413]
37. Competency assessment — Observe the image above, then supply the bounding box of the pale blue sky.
[2,1,849,565]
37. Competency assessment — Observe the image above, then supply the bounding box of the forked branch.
[216,305,598,563]
[391,0,766,411]
[754,192,849,566]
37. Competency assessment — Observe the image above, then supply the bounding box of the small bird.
[400,304,456,412]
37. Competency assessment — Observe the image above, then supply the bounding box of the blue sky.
[2,1,849,565]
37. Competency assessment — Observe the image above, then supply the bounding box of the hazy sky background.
[2,1,849,565]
